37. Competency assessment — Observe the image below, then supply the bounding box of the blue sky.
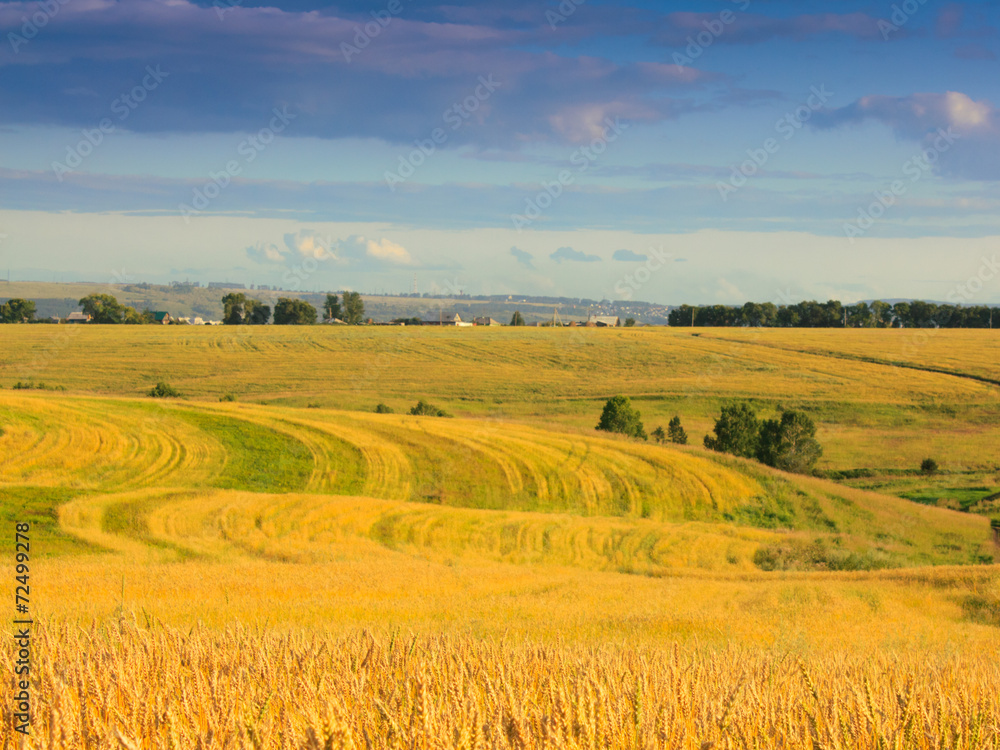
[1,0,998,303]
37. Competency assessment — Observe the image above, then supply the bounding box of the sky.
[1,0,998,304]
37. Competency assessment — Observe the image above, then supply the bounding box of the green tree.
[704,402,760,458]
[122,307,150,324]
[374,403,394,414]
[921,458,939,475]
[342,291,365,324]
[870,300,891,328]
[409,400,451,417]
[595,395,647,440]
[79,294,128,324]
[221,293,248,324]
[651,426,666,443]
[624,318,636,327]
[667,415,688,445]
[246,300,271,325]
[273,298,317,325]
[148,381,180,398]
[0,298,36,323]
[324,294,342,321]
[510,311,526,326]
[757,410,823,474]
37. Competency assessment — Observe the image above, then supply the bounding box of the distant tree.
[651,426,666,443]
[624,318,636,327]
[704,402,760,458]
[374,403,394,414]
[222,293,248,325]
[667,415,688,445]
[870,300,891,328]
[0,298,36,323]
[122,307,150,324]
[273,298,317,325]
[409,400,451,417]
[510,311,526,326]
[757,410,823,474]
[342,292,365,324]
[324,293,342,321]
[921,458,939,475]
[596,395,647,440]
[246,300,270,325]
[148,381,180,398]
[79,293,129,324]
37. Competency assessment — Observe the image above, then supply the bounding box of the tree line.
[0,292,366,325]
[221,292,364,325]
[668,300,996,328]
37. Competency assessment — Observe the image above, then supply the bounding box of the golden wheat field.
[1,326,999,748]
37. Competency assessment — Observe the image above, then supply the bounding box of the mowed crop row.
[2,392,993,570]
[2,620,998,750]
[0,391,760,518]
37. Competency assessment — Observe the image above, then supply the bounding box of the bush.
[148,381,180,398]
[375,403,394,414]
[410,400,451,417]
[753,540,893,572]
[595,395,646,440]
[921,458,939,475]
[219,393,237,402]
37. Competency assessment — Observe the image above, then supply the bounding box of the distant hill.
[0,281,672,324]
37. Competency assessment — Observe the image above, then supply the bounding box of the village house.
[66,312,91,323]
[587,315,621,327]
[423,312,464,326]
[473,317,501,326]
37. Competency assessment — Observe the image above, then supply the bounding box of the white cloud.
[247,231,413,268]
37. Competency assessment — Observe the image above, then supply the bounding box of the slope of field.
[4,325,999,487]
[2,332,999,747]
[2,391,994,574]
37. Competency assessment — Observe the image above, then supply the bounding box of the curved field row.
[58,483,992,574]
[3,393,994,570]
[0,393,224,489]
[188,402,765,521]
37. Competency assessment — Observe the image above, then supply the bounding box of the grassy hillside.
[3,326,998,491]
[2,391,994,573]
